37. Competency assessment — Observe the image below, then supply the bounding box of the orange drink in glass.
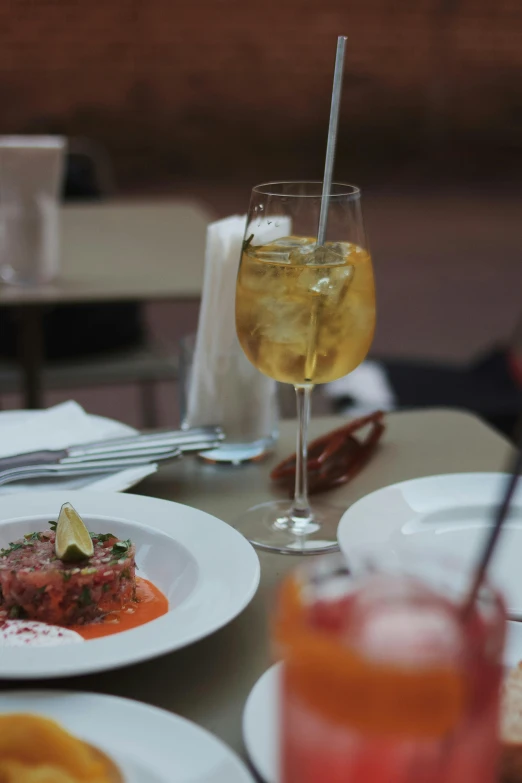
[274,556,506,783]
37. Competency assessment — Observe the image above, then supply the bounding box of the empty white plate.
[0,490,260,678]
[0,690,255,783]
[337,473,522,613]
[337,472,522,668]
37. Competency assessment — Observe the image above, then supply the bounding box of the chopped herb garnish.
[111,539,131,556]
[36,585,47,594]
[9,605,27,619]
[0,542,25,557]
[49,520,57,531]
[62,571,73,582]
[91,532,115,543]
[102,583,110,593]
[24,532,40,541]
[77,587,92,607]
[242,233,254,253]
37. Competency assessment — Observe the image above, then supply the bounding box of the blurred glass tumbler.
[0,136,66,285]
[179,333,279,464]
[274,554,506,783]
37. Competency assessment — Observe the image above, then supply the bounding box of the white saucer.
[243,663,281,783]
[0,690,256,783]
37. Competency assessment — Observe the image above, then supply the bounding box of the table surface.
[0,409,513,769]
[0,199,213,306]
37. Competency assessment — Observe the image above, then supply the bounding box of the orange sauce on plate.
[71,577,168,640]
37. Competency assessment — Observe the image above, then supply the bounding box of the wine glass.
[235,181,376,554]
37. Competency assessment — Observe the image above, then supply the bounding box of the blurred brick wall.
[1,0,521,187]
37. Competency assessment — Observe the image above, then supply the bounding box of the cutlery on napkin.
[0,425,223,471]
[0,402,164,494]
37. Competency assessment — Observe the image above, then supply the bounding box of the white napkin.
[0,401,157,495]
[324,360,396,416]
[185,215,284,442]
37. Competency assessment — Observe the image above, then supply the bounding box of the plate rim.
[338,471,513,548]
[337,471,522,668]
[0,688,255,783]
[0,490,260,679]
[242,663,281,783]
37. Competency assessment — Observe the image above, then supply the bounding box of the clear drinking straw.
[317,36,347,246]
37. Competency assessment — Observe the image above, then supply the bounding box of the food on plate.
[0,528,136,626]
[501,663,522,782]
[0,713,122,782]
[0,503,168,642]
[0,619,83,646]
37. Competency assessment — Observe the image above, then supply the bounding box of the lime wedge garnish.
[55,502,94,562]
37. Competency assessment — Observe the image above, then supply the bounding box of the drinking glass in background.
[0,136,66,285]
[273,554,506,783]
[235,181,376,552]
[179,333,279,463]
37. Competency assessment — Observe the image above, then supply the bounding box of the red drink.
[274,557,506,783]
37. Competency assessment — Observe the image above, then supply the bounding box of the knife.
[0,426,224,471]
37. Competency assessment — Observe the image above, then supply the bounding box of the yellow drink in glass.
[236,236,375,386]
[232,182,374,554]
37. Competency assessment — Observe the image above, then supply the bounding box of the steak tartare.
[0,528,136,626]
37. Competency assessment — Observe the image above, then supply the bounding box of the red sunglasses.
[270,410,385,495]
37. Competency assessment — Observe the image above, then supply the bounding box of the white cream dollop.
[0,620,83,646]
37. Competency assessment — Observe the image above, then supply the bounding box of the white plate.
[338,472,522,668]
[243,663,281,783]
[0,690,255,783]
[243,651,522,783]
[0,490,260,678]
[0,410,156,493]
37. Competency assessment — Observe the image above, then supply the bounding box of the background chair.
[0,138,179,427]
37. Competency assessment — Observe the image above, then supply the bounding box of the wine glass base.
[232,500,342,555]
[197,438,274,465]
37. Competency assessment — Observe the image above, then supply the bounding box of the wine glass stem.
[291,384,313,520]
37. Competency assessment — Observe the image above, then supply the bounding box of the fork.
[0,449,183,487]
[0,431,224,486]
